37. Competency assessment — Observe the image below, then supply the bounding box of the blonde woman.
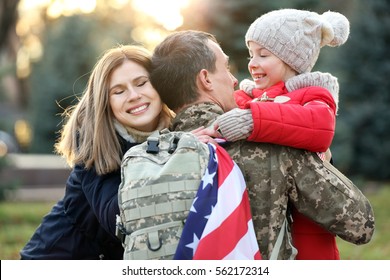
[20,45,174,259]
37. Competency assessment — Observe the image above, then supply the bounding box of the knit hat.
[245,9,350,73]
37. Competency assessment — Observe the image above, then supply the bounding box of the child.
[215,9,350,259]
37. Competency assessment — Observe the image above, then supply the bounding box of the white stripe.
[223,220,259,260]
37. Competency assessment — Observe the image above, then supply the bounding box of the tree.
[331,0,390,180]
[0,0,25,137]
[0,0,19,50]
[28,15,103,153]
[28,13,136,153]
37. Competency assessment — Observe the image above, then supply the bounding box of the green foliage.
[28,15,98,153]
[27,14,135,153]
[331,0,390,180]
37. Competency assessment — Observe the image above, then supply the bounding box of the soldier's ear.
[197,69,213,91]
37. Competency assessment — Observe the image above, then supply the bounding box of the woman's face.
[109,60,162,132]
[247,41,296,90]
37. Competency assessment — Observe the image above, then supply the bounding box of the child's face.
[247,41,296,90]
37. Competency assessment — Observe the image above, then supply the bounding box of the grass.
[0,201,55,260]
[0,185,389,260]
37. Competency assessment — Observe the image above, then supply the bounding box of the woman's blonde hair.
[55,45,173,175]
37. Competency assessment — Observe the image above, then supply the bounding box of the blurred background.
[0,0,389,259]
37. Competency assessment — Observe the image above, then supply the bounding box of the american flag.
[174,143,261,260]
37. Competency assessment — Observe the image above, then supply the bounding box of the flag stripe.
[200,163,246,237]
[215,145,234,187]
[194,190,252,259]
[223,220,260,260]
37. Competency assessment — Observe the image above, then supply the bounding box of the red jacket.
[292,208,340,260]
[235,82,336,152]
[235,81,340,259]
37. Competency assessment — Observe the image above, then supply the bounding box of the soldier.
[150,30,375,260]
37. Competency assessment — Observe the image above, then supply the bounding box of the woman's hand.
[191,125,224,145]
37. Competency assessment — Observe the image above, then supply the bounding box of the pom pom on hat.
[245,9,350,73]
[320,11,350,47]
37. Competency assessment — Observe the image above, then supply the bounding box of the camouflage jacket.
[172,102,375,260]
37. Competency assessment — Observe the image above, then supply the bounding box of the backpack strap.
[269,218,288,260]
[269,212,297,260]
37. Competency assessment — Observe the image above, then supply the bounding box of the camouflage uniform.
[172,102,375,260]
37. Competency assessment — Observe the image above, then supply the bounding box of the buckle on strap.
[146,131,160,154]
[116,215,130,244]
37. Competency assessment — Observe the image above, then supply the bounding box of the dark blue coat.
[20,137,137,259]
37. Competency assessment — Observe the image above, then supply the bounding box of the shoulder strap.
[269,217,298,260]
[269,218,287,260]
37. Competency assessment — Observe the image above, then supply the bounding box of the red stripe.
[194,191,252,259]
[254,251,262,260]
[215,145,234,188]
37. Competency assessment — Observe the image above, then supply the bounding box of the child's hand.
[239,79,256,97]
[215,108,253,142]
